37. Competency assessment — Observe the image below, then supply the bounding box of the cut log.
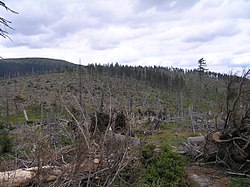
[0,166,62,187]
[210,131,248,143]
[186,136,206,158]
[1,168,34,187]
[211,132,223,142]
[187,136,205,146]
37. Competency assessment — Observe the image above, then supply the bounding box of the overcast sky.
[1,0,250,73]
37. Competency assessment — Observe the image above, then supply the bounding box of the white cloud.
[0,0,250,73]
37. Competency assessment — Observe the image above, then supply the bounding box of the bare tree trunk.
[6,97,9,117]
[23,110,29,122]
[180,89,184,120]
[14,99,18,126]
[99,86,104,113]
[79,59,83,118]
[4,83,10,117]
[129,98,133,115]
[40,102,44,124]
[189,106,195,133]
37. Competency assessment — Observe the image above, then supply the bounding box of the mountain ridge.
[0,57,76,78]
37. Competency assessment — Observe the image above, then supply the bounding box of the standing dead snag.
[224,69,250,130]
[149,117,161,130]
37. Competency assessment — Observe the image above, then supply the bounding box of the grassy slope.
[0,62,238,186]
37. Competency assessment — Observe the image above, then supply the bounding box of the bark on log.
[211,131,223,142]
[187,136,205,146]
[0,166,62,187]
[185,135,207,159]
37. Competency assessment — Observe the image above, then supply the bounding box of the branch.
[105,149,129,187]
[61,95,90,150]
[226,171,250,178]
[0,1,18,14]
[224,69,250,130]
[0,1,18,39]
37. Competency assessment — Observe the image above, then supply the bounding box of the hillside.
[0,60,228,124]
[0,59,249,186]
[0,57,76,78]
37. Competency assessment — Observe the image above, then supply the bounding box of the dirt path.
[186,165,230,187]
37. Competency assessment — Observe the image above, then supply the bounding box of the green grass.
[2,109,41,124]
[3,114,26,124]
[0,122,14,156]
[230,178,250,187]
[144,121,199,147]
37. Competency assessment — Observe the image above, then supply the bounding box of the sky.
[0,0,250,73]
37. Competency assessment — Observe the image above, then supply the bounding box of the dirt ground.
[186,165,230,187]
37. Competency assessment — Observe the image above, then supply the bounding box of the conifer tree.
[197,58,208,80]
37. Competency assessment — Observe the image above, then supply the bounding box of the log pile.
[183,127,250,175]
[0,109,141,186]
[203,127,250,174]
[0,131,141,187]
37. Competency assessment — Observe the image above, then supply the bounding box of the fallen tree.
[0,166,63,187]
[0,102,141,186]
[0,131,141,187]
[184,69,250,175]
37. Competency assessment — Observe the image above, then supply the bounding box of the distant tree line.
[0,58,236,94]
[85,62,232,89]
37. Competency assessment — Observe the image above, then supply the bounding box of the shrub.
[141,143,186,186]
[0,122,13,156]
[230,178,250,187]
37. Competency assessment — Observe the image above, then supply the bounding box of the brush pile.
[187,69,250,176]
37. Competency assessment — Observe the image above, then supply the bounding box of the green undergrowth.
[144,121,200,147]
[0,122,14,156]
[230,177,250,187]
[2,109,40,124]
[141,143,188,186]
[136,121,194,186]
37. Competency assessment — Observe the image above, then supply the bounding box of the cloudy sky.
[0,0,250,73]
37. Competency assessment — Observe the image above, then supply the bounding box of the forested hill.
[0,57,231,82]
[0,57,245,116]
[85,63,231,87]
[0,58,75,78]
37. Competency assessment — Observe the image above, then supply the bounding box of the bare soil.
[186,165,230,187]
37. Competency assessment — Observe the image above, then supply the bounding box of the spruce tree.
[197,58,208,80]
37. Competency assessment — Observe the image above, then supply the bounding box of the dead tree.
[203,69,250,174]
[0,1,18,39]
[149,117,161,130]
